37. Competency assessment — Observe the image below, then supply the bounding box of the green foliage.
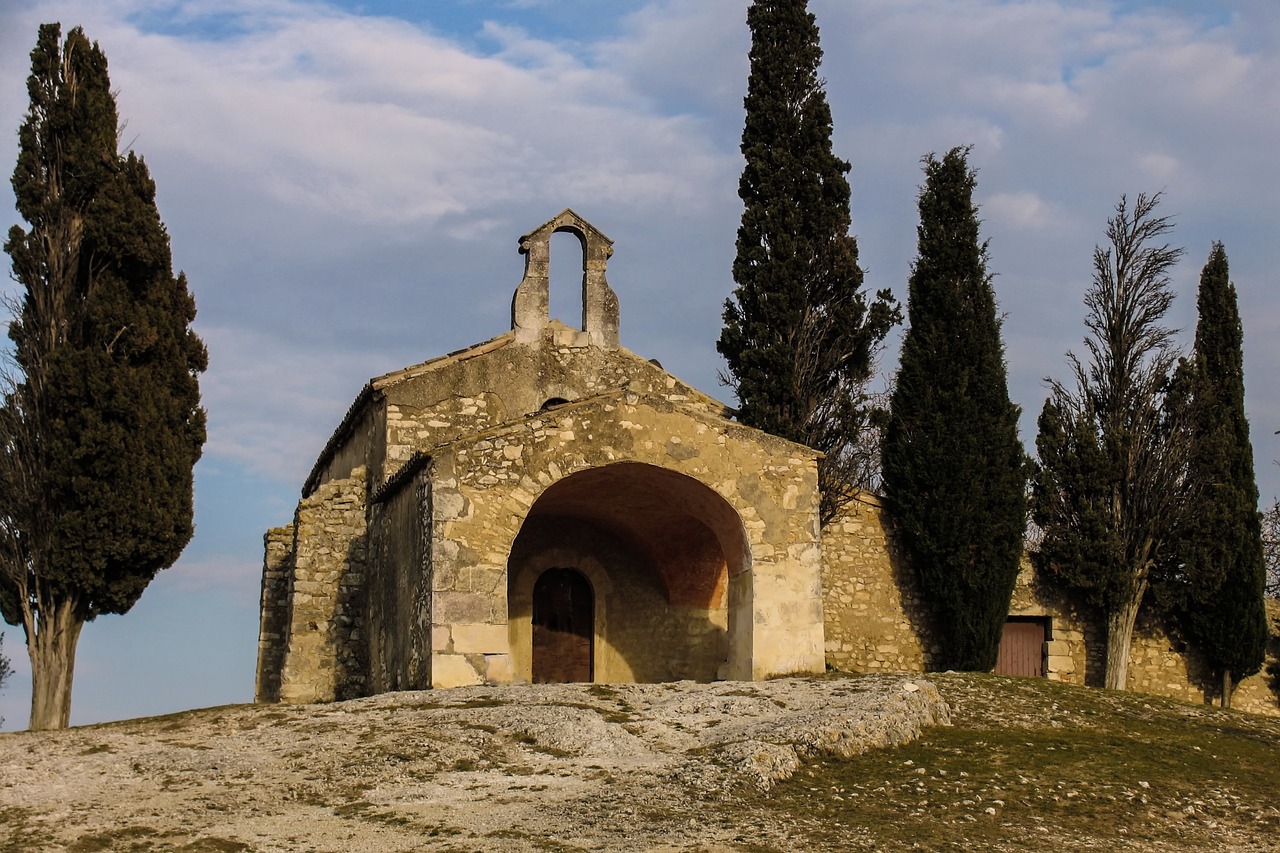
[718,0,899,522]
[1,23,205,726]
[1031,397,1132,613]
[1171,243,1267,687]
[881,148,1026,671]
[1031,193,1191,688]
[40,152,207,615]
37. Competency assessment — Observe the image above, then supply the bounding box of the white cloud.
[100,4,728,230]
[985,191,1068,232]
[197,323,390,482]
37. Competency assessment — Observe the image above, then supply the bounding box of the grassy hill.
[762,674,1280,851]
[2,673,1278,851]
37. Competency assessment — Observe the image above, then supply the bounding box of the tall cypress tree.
[718,0,899,523]
[1175,243,1267,707]
[881,148,1026,671]
[0,23,207,729]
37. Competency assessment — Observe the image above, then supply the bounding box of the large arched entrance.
[532,568,595,683]
[508,462,749,683]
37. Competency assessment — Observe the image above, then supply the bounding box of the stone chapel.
[256,210,1280,716]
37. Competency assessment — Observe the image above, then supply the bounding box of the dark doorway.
[995,618,1047,678]
[532,568,594,683]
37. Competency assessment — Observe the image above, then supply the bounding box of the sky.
[0,0,1277,730]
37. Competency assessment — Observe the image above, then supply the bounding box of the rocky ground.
[0,675,947,852]
[4,673,1280,852]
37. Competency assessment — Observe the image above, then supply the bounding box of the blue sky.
[1,0,1278,729]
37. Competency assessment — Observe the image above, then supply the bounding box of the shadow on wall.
[508,514,729,684]
[335,531,369,700]
[363,472,433,697]
[883,520,944,672]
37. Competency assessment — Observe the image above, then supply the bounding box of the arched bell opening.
[507,462,750,683]
[549,229,586,330]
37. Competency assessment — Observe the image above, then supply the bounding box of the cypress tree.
[0,23,207,729]
[1175,243,1267,707]
[718,0,899,523]
[881,148,1026,671]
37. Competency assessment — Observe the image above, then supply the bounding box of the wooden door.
[995,619,1045,677]
[532,568,594,683]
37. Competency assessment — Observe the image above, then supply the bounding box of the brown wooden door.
[532,568,594,683]
[995,619,1045,677]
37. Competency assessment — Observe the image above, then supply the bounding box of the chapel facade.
[255,210,826,703]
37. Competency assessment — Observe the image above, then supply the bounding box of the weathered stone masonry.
[258,210,827,702]
[822,494,1280,716]
[257,209,1280,717]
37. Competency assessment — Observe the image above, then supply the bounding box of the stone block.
[451,622,509,654]
[1048,655,1075,675]
[435,591,493,624]
[485,653,514,684]
[432,653,484,688]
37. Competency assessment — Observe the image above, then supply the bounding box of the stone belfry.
[511,208,620,348]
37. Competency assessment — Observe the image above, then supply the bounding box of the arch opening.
[549,229,586,330]
[508,462,750,684]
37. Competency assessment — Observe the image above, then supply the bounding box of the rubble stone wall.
[822,497,1280,716]
[277,469,368,703]
[254,525,295,703]
[820,494,941,673]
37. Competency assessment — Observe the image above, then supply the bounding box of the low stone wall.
[820,494,940,673]
[1116,603,1280,716]
[821,496,1280,716]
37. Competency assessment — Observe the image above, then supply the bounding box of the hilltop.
[2,673,1279,851]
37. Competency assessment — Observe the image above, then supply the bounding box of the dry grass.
[758,673,1280,851]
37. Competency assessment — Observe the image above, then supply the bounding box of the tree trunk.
[27,596,86,730]
[1222,669,1233,709]
[1104,592,1144,691]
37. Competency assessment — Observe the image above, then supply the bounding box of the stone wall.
[254,525,295,703]
[306,396,379,496]
[821,496,1280,716]
[821,494,941,673]
[277,469,368,703]
[1103,604,1280,715]
[425,391,824,687]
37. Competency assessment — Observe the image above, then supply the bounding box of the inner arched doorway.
[507,462,750,684]
[532,568,594,683]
